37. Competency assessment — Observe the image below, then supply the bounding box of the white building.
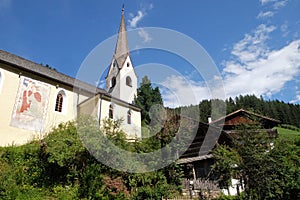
[0,7,141,146]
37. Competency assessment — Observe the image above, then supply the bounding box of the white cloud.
[138,28,152,43]
[273,0,288,9]
[260,0,277,5]
[230,24,276,63]
[290,94,300,104]
[128,10,144,28]
[225,40,300,97]
[257,11,274,19]
[260,0,288,9]
[223,21,300,99]
[159,21,300,107]
[280,21,289,37]
[160,75,210,107]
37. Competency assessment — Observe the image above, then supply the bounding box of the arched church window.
[109,104,114,119]
[127,110,132,124]
[111,77,116,88]
[127,62,130,67]
[55,90,66,112]
[126,76,132,87]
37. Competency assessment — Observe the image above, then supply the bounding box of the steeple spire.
[114,4,129,68]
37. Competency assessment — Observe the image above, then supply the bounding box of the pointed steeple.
[114,4,129,68]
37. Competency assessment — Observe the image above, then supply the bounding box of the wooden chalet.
[210,108,280,138]
[176,120,230,180]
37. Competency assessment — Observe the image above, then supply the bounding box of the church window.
[126,76,132,87]
[127,62,130,67]
[109,104,114,119]
[111,77,116,88]
[55,90,66,113]
[55,93,63,112]
[127,110,132,124]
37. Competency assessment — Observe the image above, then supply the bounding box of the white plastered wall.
[0,66,89,146]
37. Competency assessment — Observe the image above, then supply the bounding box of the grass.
[276,127,300,140]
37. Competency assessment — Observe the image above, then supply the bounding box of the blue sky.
[1,0,300,107]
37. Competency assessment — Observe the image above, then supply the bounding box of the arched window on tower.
[109,104,114,119]
[126,76,132,87]
[55,92,64,112]
[111,77,116,88]
[127,110,132,124]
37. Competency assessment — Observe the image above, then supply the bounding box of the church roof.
[0,49,107,95]
[113,5,129,68]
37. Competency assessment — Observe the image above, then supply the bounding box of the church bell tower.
[106,5,138,104]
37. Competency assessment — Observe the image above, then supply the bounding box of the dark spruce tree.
[134,76,163,124]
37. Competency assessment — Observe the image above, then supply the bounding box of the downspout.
[98,94,102,127]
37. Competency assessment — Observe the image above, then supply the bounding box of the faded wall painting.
[10,77,50,132]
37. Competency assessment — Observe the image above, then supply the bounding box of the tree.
[212,126,300,199]
[134,76,163,124]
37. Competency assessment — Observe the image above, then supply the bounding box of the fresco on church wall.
[10,77,50,132]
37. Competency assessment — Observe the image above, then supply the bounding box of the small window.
[111,77,116,88]
[55,90,66,113]
[109,104,113,119]
[55,93,63,112]
[126,76,132,87]
[127,62,130,67]
[127,110,132,124]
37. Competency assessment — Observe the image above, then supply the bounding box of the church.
[0,8,141,146]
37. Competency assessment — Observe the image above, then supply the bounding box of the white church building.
[0,7,141,146]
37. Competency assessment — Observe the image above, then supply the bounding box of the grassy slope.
[276,127,300,140]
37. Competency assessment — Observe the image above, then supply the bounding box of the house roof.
[210,108,281,125]
[177,118,230,162]
[177,154,213,164]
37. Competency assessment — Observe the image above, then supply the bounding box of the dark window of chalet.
[109,104,113,119]
[55,93,63,112]
[111,77,116,88]
[127,110,132,124]
[126,76,132,87]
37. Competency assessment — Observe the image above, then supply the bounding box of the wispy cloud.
[280,21,289,37]
[260,0,277,5]
[138,28,152,43]
[257,11,274,19]
[128,11,144,28]
[229,24,276,63]
[127,3,154,43]
[273,0,288,9]
[259,0,288,9]
[159,22,300,107]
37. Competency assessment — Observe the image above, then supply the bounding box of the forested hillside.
[178,95,300,127]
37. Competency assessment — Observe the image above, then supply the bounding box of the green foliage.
[134,76,163,124]
[0,117,184,199]
[212,127,300,200]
